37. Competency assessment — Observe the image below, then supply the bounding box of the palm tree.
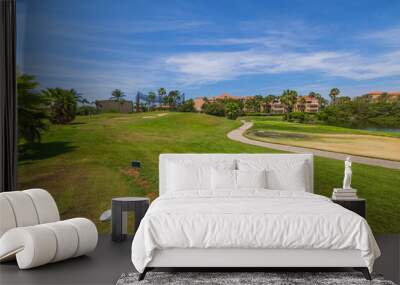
[263,95,276,113]
[379,92,389,103]
[43,88,78,124]
[110,89,126,112]
[17,72,48,143]
[165,90,181,109]
[69,89,88,104]
[329,88,340,104]
[310,92,328,109]
[308,92,317,98]
[110,89,125,101]
[299,96,307,112]
[181,93,186,104]
[158,88,167,107]
[244,97,257,112]
[201,97,209,112]
[147,91,156,111]
[280,89,298,113]
[254,95,264,112]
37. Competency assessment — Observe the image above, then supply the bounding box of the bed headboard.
[159,153,314,195]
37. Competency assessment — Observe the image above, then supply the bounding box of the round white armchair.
[0,189,98,269]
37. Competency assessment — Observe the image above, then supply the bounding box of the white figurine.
[342,157,352,190]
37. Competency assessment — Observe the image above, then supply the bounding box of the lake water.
[363,127,400,133]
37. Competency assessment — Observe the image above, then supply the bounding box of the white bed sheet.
[131,190,380,273]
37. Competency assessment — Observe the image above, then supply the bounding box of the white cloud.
[187,22,316,49]
[189,35,308,49]
[166,24,400,86]
[43,19,207,40]
[165,48,400,85]
[361,26,400,47]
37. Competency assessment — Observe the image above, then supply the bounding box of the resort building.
[365,92,400,102]
[294,95,321,113]
[269,98,286,114]
[95,100,134,113]
[193,97,206,111]
[193,93,246,111]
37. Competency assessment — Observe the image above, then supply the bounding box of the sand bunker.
[142,113,168,119]
[248,130,400,161]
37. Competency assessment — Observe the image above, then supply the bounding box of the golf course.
[18,112,400,234]
[244,117,400,161]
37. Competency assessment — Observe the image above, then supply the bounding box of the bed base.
[138,267,371,281]
[138,248,372,281]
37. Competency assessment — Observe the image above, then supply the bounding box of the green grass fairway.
[18,112,400,233]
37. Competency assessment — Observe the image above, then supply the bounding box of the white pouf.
[0,189,98,269]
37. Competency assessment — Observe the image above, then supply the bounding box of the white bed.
[131,154,380,280]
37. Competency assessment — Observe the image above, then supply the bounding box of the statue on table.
[342,157,352,190]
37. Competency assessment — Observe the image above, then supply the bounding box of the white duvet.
[131,190,380,273]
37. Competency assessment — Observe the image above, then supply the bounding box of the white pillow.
[167,162,210,191]
[238,159,307,191]
[236,169,267,189]
[211,168,236,191]
[167,159,236,192]
[267,163,306,191]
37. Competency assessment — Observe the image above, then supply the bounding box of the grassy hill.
[18,112,400,233]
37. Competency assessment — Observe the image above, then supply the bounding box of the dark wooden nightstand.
[332,198,366,218]
[111,197,150,242]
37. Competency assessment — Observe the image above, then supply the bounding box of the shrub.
[244,112,279,117]
[76,105,99,116]
[225,102,241,120]
[285,112,304,122]
[202,102,225,117]
[368,116,400,128]
[284,112,318,124]
[177,99,196,112]
[318,99,400,128]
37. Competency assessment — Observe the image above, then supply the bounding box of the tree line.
[318,93,400,128]
[201,89,331,120]
[143,88,195,112]
[201,88,400,129]
[107,88,196,112]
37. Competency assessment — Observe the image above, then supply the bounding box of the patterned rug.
[116,271,395,285]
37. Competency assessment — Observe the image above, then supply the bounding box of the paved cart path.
[227,121,400,170]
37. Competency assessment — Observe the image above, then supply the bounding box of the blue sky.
[17,0,400,101]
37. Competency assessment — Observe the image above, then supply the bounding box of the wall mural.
[16,0,400,234]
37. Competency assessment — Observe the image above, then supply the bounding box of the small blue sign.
[131,160,141,168]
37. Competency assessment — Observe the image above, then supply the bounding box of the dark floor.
[0,236,134,285]
[0,234,399,285]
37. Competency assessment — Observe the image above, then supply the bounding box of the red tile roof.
[213,93,238,100]
[367,91,400,96]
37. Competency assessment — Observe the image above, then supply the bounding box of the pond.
[252,130,311,139]
[362,127,400,133]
